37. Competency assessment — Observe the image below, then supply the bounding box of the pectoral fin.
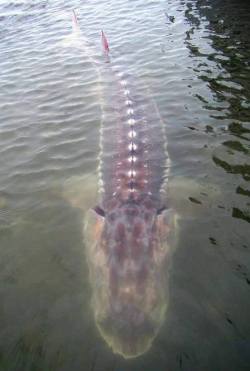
[156,208,180,261]
[63,173,99,213]
[167,176,221,219]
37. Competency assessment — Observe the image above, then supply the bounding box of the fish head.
[84,198,176,358]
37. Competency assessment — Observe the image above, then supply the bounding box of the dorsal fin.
[101,30,110,53]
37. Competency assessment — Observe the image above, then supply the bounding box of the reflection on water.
[185,0,250,227]
[0,0,250,370]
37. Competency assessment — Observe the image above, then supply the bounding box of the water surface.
[0,0,250,370]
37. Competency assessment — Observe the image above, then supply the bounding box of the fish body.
[84,35,175,357]
[62,19,175,356]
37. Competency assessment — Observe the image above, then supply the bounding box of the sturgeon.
[83,30,177,358]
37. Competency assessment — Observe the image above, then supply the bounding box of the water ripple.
[0,0,250,369]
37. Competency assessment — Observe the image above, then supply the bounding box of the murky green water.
[0,0,249,370]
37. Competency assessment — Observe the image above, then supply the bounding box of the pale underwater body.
[61,11,221,359]
[60,12,175,358]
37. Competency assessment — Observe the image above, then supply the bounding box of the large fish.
[63,15,221,357]
[83,30,178,358]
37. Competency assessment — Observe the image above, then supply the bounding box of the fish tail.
[72,9,79,32]
[72,9,77,24]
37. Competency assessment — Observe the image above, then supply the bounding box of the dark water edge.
[0,0,250,370]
